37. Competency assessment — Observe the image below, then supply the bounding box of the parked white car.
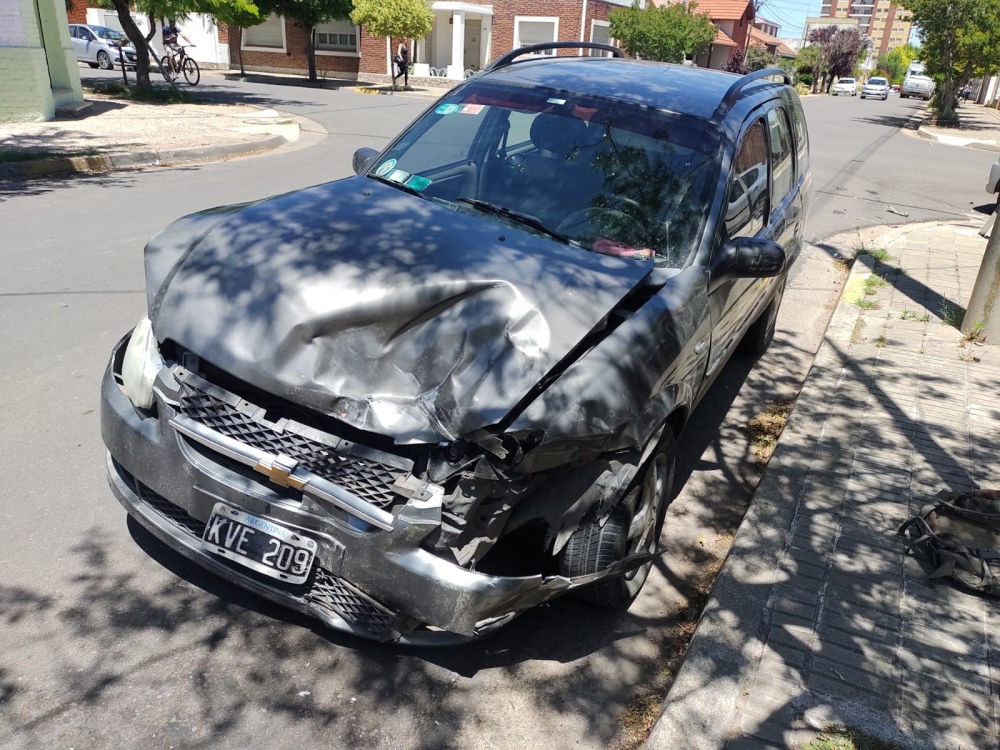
[861,77,890,100]
[831,77,858,96]
[69,24,138,70]
[900,75,935,100]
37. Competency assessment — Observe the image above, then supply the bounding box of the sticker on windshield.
[388,169,411,183]
[546,98,567,105]
[404,175,432,191]
[435,103,461,115]
[374,159,396,177]
[457,104,484,115]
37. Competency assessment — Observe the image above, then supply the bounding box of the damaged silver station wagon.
[101,43,811,644]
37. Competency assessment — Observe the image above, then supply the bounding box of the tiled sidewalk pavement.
[647,222,1000,750]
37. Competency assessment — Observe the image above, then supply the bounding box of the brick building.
[230,0,634,83]
[1,0,84,121]
[820,0,912,56]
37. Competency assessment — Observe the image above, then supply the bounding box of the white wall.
[87,9,229,66]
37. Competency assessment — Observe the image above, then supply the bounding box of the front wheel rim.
[624,451,669,580]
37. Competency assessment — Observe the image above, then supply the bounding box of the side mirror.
[352,147,380,175]
[711,237,786,290]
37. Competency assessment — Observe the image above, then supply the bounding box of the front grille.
[136,481,206,536]
[306,568,399,640]
[178,386,404,509]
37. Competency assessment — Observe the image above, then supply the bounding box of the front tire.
[97,51,112,70]
[558,431,676,608]
[182,57,200,86]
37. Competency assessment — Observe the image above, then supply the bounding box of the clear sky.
[755,0,824,41]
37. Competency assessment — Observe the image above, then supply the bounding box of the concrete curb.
[0,134,287,182]
[643,221,973,750]
[353,86,444,99]
[916,125,1000,152]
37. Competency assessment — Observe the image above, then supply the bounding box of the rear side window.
[767,107,794,205]
[725,119,768,238]
[789,103,809,175]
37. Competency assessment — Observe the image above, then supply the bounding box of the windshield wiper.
[368,173,424,197]
[456,198,573,244]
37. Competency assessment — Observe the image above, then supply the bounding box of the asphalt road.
[0,76,994,750]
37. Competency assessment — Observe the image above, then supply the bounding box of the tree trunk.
[304,24,317,82]
[963,219,1000,344]
[237,27,245,76]
[111,0,150,89]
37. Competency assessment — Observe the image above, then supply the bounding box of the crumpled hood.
[148,177,650,444]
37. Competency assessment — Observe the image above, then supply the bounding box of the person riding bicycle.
[162,20,192,73]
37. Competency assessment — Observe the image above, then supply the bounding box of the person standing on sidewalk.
[393,41,410,88]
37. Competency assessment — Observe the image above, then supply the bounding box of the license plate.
[201,503,316,584]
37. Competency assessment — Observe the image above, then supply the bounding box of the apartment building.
[819,0,912,56]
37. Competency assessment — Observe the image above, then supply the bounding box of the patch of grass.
[744,400,794,464]
[863,275,886,295]
[918,313,930,323]
[900,308,915,320]
[802,726,905,750]
[939,301,965,328]
[89,80,194,104]
[0,148,99,164]
[854,238,892,262]
[857,298,880,310]
[963,320,986,343]
[875,333,888,348]
[833,257,853,277]
[851,316,867,343]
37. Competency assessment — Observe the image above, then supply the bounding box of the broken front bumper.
[100,338,614,644]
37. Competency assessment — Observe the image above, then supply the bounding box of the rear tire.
[558,430,676,608]
[182,57,200,86]
[739,279,786,356]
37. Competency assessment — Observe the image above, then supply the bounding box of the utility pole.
[963,218,1000,343]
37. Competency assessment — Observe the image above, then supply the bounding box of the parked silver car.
[900,75,935,100]
[69,24,137,70]
[861,76,890,100]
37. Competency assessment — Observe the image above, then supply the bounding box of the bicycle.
[160,44,199,86]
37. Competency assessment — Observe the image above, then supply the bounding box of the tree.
[212,3,264,76]
[876,42,919,85]
[900,0,1000,120]
[745,45,776,72]
[107,0,257,89]
[609,1,716,64]
[256,0,353,82]
[723,47,748,74]
[807,26,869,92]
[350,0,433,41]
[795,43,826,93]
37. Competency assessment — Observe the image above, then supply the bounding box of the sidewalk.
[647,221,1000,749]
[0,85,307,181]
[919,103,1000,151]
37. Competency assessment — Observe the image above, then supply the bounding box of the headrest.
[530,114,590,158]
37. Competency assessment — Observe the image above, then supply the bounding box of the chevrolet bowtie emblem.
[253,453,307,490]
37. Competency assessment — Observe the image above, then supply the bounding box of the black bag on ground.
[898,489,1000,596]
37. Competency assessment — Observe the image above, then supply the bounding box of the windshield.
[868,78,888,86]
[367,81,721,267]
[839,78,855,84]
[93,26,126,41]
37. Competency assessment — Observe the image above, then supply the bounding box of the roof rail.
[484,42,624,74]
[714,67,793,120]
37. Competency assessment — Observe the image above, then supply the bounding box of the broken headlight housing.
[121,314,164,410]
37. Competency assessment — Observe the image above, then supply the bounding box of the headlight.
[121,314,164,410]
